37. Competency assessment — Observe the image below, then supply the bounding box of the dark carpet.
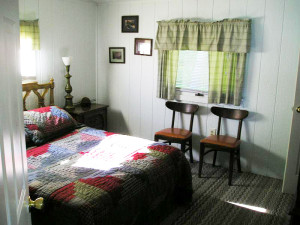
[161,162,294,225]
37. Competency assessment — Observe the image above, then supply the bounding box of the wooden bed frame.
[22,78,55,111]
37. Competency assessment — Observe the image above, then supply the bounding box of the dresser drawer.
[70,104,108,130]
[83,111,106,130]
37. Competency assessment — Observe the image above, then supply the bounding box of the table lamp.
[62,57,75,111]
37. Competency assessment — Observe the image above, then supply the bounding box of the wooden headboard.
[22,78,55,111]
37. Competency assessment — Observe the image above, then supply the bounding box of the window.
[20,20,40,79]
[20,37,37,78]
[175,51,209,103]
[155,19,250,106]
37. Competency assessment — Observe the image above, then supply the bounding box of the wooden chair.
[154,101,199,163]
[198,106,248,185]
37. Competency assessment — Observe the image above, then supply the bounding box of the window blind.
[176,51,209,92]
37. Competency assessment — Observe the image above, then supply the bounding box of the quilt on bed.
[27,126,192,225]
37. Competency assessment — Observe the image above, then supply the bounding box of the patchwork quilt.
[24,106,77,145]
[27,127,192,225]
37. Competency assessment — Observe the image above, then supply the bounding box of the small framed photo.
[134,38,153,56]
[122,16,139,33]
[109,47,125,63]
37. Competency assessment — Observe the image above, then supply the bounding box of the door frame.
[283,52,300,194]
[0,0,31,224]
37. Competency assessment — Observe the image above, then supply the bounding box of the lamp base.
[64,105,75,112]
[64,94,75,112]
[64,65,74,112]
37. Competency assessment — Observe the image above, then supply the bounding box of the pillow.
[24,129,34,148]
[24,106,77,145]
[24,129,31,143]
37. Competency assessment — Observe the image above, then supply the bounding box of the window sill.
[22,76,37,83]
[175,90,245,108]
[175,90,208,104]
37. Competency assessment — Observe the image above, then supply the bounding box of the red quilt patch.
[27,144,50,157]
[26,124,39,131]
[104,131,115,137]
[132,153,147,160]
[80,133,102,141]
[30,106,51,113]
[79,176,122,192]
[50,182,76,203]
[148,145,177,155]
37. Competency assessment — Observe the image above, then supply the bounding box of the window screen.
[20,37,37,77]
[176,51,209,92]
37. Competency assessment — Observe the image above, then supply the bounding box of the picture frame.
[109,47,125,63]
[122,16,139,33]
[134,38,153,56]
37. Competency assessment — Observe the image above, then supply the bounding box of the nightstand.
[69,104,108,130]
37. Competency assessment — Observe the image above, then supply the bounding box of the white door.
[283,53,300,194]
[0,0,31,224]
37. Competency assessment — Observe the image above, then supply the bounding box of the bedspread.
[27,127,192,225]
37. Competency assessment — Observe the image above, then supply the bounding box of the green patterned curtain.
[155,19,251,53]
[20,20,40,50]
[154,19,251,104]
[157,50,179,100]
[208,52,246,106]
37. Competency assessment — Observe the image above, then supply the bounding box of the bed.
[23,79,192,225]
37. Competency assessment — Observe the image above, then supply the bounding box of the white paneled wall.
[97,0,300,179]
[19,0,97,107]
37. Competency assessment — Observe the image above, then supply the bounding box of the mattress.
[27,126,192,225]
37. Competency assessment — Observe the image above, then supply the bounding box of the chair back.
[166,101,199,132]
[211,106,248,140]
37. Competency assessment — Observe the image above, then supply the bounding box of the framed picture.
[134,38,153,56]
[109,47,125,63]
[122,16,139,33]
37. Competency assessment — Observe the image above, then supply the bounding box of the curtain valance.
[155,19,251,53]
[20,20,40,50]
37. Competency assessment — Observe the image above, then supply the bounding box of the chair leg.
[228,151,234,186]
[189,139,193,163]
[213,151,217,167]
[198,143,205,178]
[236,146,242,173]
[169,142,172,145]
[181,142,186,155]
[154,135,158,142]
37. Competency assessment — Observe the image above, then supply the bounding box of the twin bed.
[23,79,192,225]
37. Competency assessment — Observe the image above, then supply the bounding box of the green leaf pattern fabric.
[155,19,251,53]
[20,20,40,50]
[208,52,246,106]
[157,50,179,100]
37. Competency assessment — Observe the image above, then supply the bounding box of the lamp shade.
[62,57,72,66]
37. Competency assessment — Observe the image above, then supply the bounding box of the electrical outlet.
[210,128,217,136]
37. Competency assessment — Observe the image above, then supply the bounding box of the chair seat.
[155,128,192,140]
[200,135,241,148]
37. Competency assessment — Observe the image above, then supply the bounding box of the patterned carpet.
[161,162,295,225]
